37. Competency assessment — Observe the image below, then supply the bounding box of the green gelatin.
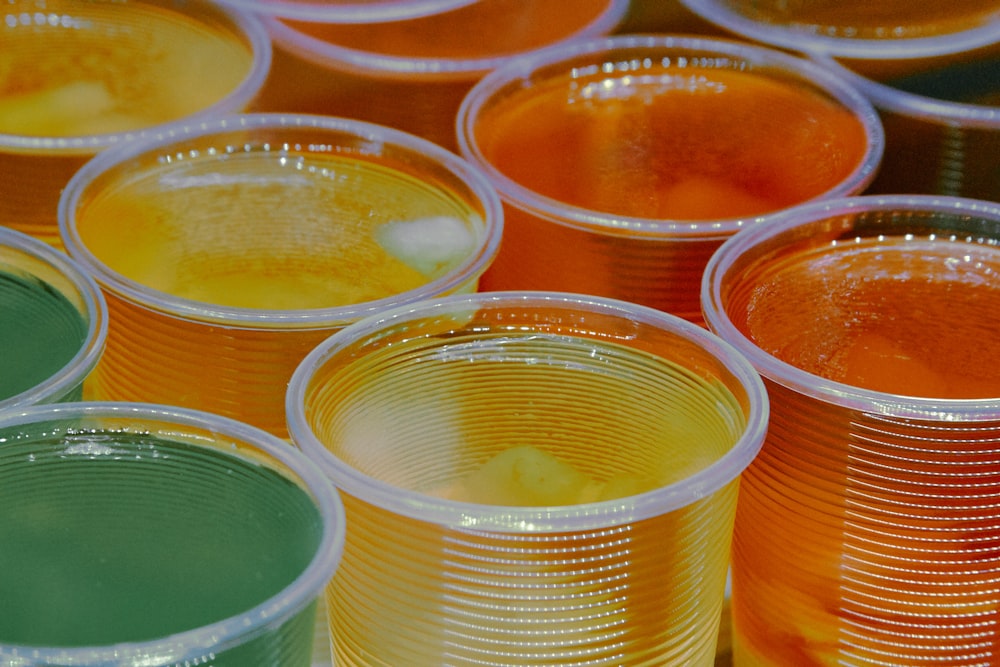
[0,428,324,664]
[0,268,88,402]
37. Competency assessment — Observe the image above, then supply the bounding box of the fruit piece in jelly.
[376,215,477,277]
[445,445,661,507]
[448,445,590,507]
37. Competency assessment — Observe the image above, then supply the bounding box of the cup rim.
[286,290,770,533]
[262,0,631,82]
[677,0,1000,59]
[57,112,505,329]
[0,0,273,156]
[701,194,1000,418]
[0,227,108,411]
[0,401,346,665]
[219,0,478,23]
[812,53,1000,129]
[456,33,885,239]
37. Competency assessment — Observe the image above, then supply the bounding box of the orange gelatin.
[284,0,616,60]
[725,232,1000,666]
[729,0,1000,42]
[474,64,870,221]
[736,235,1000,399]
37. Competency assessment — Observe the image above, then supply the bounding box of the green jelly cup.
[0,401,345,666]
[288,290,768,666]
[0,226,106,410]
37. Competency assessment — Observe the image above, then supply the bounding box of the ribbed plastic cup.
[0,0,272,248]
[287,290,769,666]
[217,0,478,23]
[254,0,629,151]
[0,401,345,666]
[457,34,884,325]
[0,227,106,410]
[812,42,999,202]
[615,0,734,34]
[58,113,503,438]
[676,0,1000,59]
[701,194,1000,665]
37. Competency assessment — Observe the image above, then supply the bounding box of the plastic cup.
[811,42,1000,202]
[253,0,629,151]
[701,194,1000,665]
[457,34,884,324]
[615,0,733,34]
[0,0,272,248]
[0,401,345,666]
[676,0,1000,59]
[217,0,478,23]
[287,290,769,666]
[0,227,106,410]
[58,113,503,438]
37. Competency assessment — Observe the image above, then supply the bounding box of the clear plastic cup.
[615,0,733,34]
[0,227,106,410]
[58,113,503,438]
[287,290,769,666]
[812,42,1000,202]
[0,0,272,248]
[457,34,884,324]
[701,194,1000,665]
[217,0,478,23]
[676,0,1000,59]
[0,401,345,666]
[254,0,629,150]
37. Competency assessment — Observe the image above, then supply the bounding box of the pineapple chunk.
[450,445,591,507]
[446,445,661,507]
[0,81,115,135]
[375,215,476,277]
